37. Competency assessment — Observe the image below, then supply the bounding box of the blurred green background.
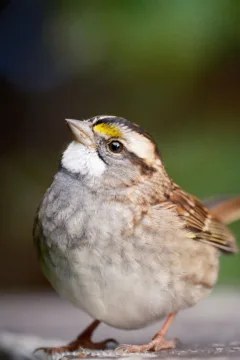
[0,0,239,289]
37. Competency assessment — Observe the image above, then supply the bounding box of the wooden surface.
[1,289,240,359]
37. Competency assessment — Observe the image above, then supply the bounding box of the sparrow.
[33,115,239,354]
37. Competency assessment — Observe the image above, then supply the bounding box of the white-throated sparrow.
[33,115,240,354]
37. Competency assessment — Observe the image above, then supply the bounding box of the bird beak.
[65,119,95,147]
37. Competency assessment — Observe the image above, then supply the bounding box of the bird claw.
[33,337,118,357]
[33,346,72,356]
[101,338,119,349]
[115,337,176,353]
[33,346,52,355]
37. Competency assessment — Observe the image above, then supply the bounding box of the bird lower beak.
[65,119,95,147]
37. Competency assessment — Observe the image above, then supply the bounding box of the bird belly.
[40,207,219,331]
[43,247,177,330]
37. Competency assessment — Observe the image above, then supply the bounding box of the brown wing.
[163,182,238,254]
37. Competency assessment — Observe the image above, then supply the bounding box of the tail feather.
[204,196,240,225]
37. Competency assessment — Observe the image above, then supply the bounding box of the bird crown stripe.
[94,123,123,137]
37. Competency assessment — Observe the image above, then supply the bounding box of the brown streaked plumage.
[162,182,238,253]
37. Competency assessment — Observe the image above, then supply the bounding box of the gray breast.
[34,168,135,257]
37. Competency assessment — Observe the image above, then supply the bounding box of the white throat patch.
[61,141,106,177]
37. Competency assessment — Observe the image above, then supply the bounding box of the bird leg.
[116,312,177,353]
[34,319,117,355]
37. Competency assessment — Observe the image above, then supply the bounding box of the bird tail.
[204,196,240,225]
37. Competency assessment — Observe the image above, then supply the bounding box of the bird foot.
[116,337,176,353]
[34,337,117,355]
[34,319,118,355]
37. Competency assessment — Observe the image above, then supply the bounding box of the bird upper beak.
[65,119,95,147]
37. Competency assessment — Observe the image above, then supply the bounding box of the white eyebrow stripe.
[124,132,157,162]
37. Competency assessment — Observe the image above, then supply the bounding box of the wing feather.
[162,183,238,254]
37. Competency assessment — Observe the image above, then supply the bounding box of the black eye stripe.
[127,150,157,175]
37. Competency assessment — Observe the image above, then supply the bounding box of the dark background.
[1,0,239,290]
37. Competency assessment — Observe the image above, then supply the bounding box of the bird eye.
[108,140,123,153]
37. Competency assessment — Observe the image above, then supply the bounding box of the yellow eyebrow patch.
[94,123,123,137]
